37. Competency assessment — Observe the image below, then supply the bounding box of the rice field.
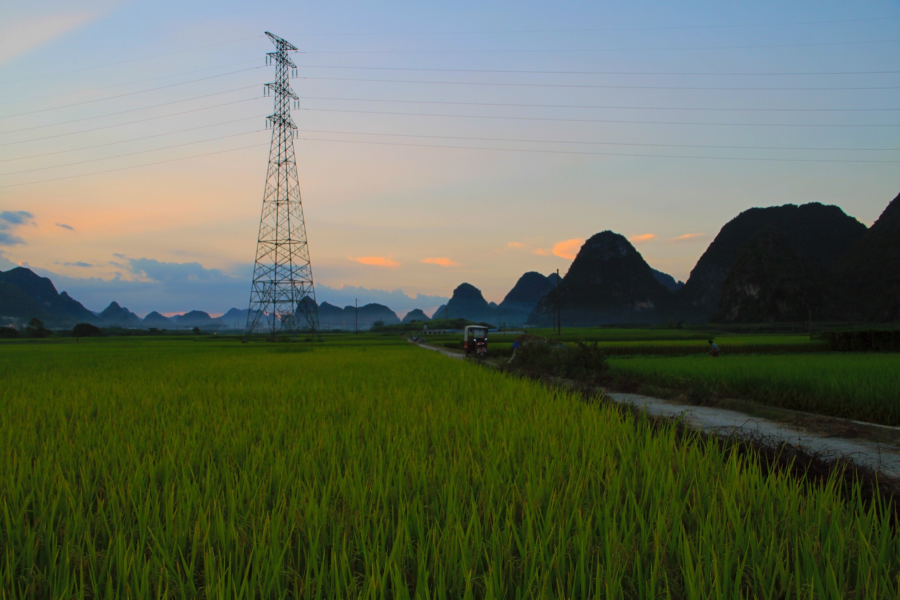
[437,333,823,358]
[609,353,900,426]
[2,338,899,597]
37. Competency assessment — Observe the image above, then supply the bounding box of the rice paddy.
[2,337,899,598]
[608,353,900,426]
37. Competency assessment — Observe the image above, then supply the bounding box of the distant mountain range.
[3,191,896,328]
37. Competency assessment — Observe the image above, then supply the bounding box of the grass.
[609,353,900,426]
[433,333,823,358]
[2,338,899,597]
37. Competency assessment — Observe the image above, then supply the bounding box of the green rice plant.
[609,353,900,425]
[1,339,898,597]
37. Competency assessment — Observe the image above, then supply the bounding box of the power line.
[298,76,899,91]
[0,130,264,176]
[297,106,900,128]
[0,142,269,189]
[299,38,900,54]
[0,67,264,120]
[285,15,900,36]
[298,135,900,163]
[0,86,263,136]
[0,60,262,107]
[0,116,265,163]
[2,35,266,85]
[294,95,900,112]
[292,128,900,152]
[0,98,261,148]
[294,64,900,77]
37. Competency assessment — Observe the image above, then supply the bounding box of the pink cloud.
[628,233,656,244]
[669,233,705,242]
[532,248,552,256]
[421,257,460,267]
[507,242,525,249]
[552,238,584,260]
[349,256,400,268]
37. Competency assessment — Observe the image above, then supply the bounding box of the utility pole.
[556,269,561,336]
[246,32,320,337]
[355,298,358,333]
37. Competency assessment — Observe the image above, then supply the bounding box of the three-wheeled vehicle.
[463,325,488,357]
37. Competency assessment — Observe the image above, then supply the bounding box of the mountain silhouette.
[433,283,496,323]
[0,267,97,324]
[528,232,672,326]
[713,228,835,323]
[834,191,900,321]
[498,272,557,326]
[402,308,431,324]
[680,202,866,318]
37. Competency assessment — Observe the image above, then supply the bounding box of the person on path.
[708,339,720,358]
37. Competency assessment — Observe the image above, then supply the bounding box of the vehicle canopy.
[464,325,488,340]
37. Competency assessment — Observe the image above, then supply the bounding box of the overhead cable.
[0,98,262,148]
[297,106,900,128]
[0,116,265,163]
[0,143,269,189]
[298,135,900,163]
[0,130,264,176]
[294,95,900,112]
[291,128,900,152]
[0,87,264,136]
[0,67,264,120]
[299,38,900,54]
[297,76,899,91]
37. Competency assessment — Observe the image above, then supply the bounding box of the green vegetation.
[431,332,823,359]
[609,354,900,426]
[2,338,899,597]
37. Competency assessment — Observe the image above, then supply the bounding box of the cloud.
[628,233,656,244]
[55,223,75,231]
[61,262,93,268]
[669,233,705,242]
[532,248,553,256]
[421,257,460,267]
[552,238,584,260]
[0,211,34,225]
[0,210,35,246]
[507,242,525,249]
[28,257,448,315]
[349,256,400,268]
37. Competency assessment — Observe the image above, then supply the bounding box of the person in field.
[708,339,720,357]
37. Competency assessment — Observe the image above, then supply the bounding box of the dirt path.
[604,391,900,480]
[412,340,900,483]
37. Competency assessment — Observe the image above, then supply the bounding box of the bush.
[824,330,900,352]
[73,323,102,338]
[0,327,18,339]
[26,318,51,338]
[505,337,607,382]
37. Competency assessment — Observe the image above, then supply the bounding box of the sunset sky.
[0,0,898,315]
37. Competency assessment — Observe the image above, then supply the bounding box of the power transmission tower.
[246,32,321,336]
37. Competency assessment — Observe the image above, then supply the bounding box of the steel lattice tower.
[246,32,320,335]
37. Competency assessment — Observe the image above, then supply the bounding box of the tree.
[26,318,50,338]
[372,319,385,329]
[0,327,18,339]
[73,322,102,340]
[192,327,202,335]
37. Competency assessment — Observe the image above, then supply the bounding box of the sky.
[0,0,898,316]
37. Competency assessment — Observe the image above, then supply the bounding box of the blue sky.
[0,0,898,315]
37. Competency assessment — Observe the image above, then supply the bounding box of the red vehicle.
[463,326,488,357]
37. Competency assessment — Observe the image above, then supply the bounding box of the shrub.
[26,318,51,338]
[505,336,607,382]
[73,323,102,339]
[0,327,18,339]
